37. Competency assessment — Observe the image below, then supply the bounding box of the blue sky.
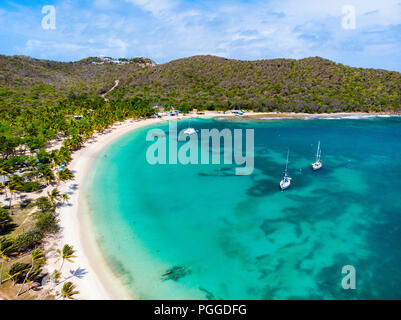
[0,0,400,71]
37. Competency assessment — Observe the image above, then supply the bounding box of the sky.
[0,0,400,71]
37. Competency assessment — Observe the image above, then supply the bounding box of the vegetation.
[60,281,79,300]
[7,262,30,285]
[17,248,45,296]
[111,55,401,113]
[0,208,11,233]
[0,186,63,298]
[0,237,17,284]
[57,244,76,271]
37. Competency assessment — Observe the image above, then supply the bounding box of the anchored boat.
[312,141,322,171]
[280,150,292,190]
[183,119,196,135]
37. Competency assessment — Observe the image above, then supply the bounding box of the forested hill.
[1,54,400,115]
[112,55,401,113]
[0,55,153,100]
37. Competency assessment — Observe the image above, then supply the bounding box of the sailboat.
[280,150,292,190]
[183,119,196,135]
[312,141,322,171]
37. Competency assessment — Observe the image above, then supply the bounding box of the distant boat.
[280,150,292,190]
[312,141,323,171]
[184,119,196,135]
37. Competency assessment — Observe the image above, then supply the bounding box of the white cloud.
[93,0,115,9]
[125,0,176,17]
[2,0,400,70]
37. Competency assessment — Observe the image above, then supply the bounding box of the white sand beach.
[44,114,217,300]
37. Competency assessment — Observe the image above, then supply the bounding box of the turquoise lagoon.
[85,116,401,299]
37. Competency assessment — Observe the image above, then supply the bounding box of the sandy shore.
[45,114,218,300]
[42,110,398,300]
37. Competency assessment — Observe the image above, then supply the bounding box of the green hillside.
[112,55,401,113]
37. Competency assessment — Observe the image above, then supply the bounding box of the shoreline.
[45,111,399,300]
[46,114,217,300]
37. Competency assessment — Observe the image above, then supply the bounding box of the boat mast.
[316,141,321,162]
[284,150,289,177]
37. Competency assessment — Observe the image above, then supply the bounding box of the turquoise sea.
[85,116,401,299]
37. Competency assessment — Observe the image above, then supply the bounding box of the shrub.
[23,181,42,193]
[35,197,53,212]
[36,212,59,233]
[15,230,43,251]
[36,149,51,164]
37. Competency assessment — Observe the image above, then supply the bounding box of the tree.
[60,281,79,300]
[64,134,84,151]
[57,168,74,182]
[15,231,43,251]
[0,136,22,159]
[36,149,51,164]
[51,147,71,166]
[38,164,55,185]
[7,179,23,213]
[47,188,62,206]
[7,262,30,285]
[57,244,76,271]
[0,237,17,285]
[35,212,59,233]
[17,248,45,296]
[0,208,11,233]
[61,193,70,204]
[35,196,54,212]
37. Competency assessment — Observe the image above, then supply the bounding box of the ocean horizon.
[85,116,401,300]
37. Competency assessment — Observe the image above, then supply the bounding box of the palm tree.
[6,262,30,286]
[60,281,79,300]
[0,237,17,285]
[47,188,62,206]
[7,182,22,213]
[61,193,70,204]
[51,269,62,283]
[17,248,45,296]
[0,208,11,233]
[57,168,74,182]
[56,244,76,271]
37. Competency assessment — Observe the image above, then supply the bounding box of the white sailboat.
[280,150,292,190]
[183,119,196,135]
[312,141,322,171]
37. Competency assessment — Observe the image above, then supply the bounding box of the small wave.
[322,114,401,120]
[258,116,318,120]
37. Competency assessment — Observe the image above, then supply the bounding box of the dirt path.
[101,80,119,102]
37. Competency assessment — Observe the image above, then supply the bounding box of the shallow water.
[86,116,401,299]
